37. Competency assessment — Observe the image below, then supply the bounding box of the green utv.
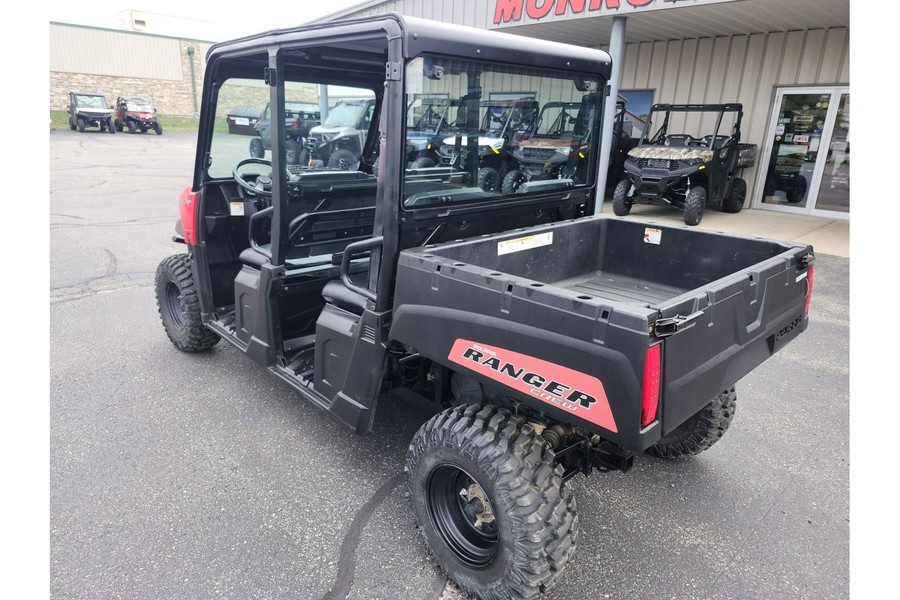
[154,14,813,599]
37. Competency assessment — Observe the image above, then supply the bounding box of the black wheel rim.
[426,464,499,569]
[165,282,185,329]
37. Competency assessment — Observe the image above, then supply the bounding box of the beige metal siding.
[50,23,202,80]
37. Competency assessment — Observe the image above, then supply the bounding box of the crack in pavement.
[320,474,405,600]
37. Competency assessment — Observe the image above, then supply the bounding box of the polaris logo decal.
[448,339,617,433]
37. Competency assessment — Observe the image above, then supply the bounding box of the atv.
[301,98,376,170]
[66,92,115,134]
[114,96,163,134]
[612,103,757,226]
[436,98,539,193]
[249,101,320,164]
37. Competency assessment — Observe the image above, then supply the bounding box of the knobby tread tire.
[154,253,220,352]
[683,186,706,226]
[646,387,737,459]
[612,179,632,216]
[405,404,578,600]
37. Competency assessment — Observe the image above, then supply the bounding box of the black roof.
[205,13,611,80]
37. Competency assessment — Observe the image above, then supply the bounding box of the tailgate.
[655,244,814,434]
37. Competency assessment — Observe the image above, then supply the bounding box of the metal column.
[594,16,627,215]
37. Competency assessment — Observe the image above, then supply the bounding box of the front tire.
[405,404,578,600]
[154,122,163,135]
[127,120,137,134]
[327,148,358,170]
[154,254,220,352]
[646,387,737,459]
[502,169,526,195]
[107,119,116,134]
[612,178,633,216]
[477,167,499,193]
[683,186,706,226]
[77,120,85,133]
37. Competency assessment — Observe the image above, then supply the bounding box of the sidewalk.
[599,204,850,258]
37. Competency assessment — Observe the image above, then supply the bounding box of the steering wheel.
[233,157,275,197]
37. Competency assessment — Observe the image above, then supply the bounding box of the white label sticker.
[498,232,553,255]
[644,228,662,245]
[795,271,808,283]
[230,202,245,216]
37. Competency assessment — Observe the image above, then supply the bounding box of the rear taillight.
[641,343,661,428]
[804,264,814,315]
[294,118,300,128]
[178,186,199,245]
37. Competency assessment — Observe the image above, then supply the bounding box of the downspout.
[187,46,198,117]
[594,16,626,215]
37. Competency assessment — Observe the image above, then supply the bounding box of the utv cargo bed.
[391,216,813,452]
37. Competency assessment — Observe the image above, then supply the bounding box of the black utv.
[436,98,539,192]
[154,14,813,600]
[66,92,115,134]
[612,103,756,225]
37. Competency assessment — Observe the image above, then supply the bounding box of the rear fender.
[390,305,655,450]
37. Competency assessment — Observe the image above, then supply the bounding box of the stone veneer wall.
[50,40,206,117]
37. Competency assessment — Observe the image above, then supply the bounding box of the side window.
[402,56,601,209]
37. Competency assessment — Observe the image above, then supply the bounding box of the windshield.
[125,98,153,111]
[323,102,367,128]
[403,55,601,209]
[75,95,108,109]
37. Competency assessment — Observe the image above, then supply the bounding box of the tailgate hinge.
[800,251,816,268]
[653,310,704,338]
[385,61,402,81]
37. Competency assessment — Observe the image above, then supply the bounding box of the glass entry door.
[754,87,849,218]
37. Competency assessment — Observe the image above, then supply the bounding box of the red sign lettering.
[494,0,524,24]
[526,0,556,20]
[494,0,667,24]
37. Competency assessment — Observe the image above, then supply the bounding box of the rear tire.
[646,387,737,459]
[477,167,499,193]
[722,177,746,213]
[786,173,807,203]
[612,178,633,216]
[683,186,706,226]
[155,254,220,352]
[405,404,578,600]
[502,169,526,195]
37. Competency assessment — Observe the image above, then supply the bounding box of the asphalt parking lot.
[49,128,849,600]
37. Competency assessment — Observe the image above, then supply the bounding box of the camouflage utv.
[612,103,756,226]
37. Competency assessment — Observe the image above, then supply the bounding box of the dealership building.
[314,0,850,220]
